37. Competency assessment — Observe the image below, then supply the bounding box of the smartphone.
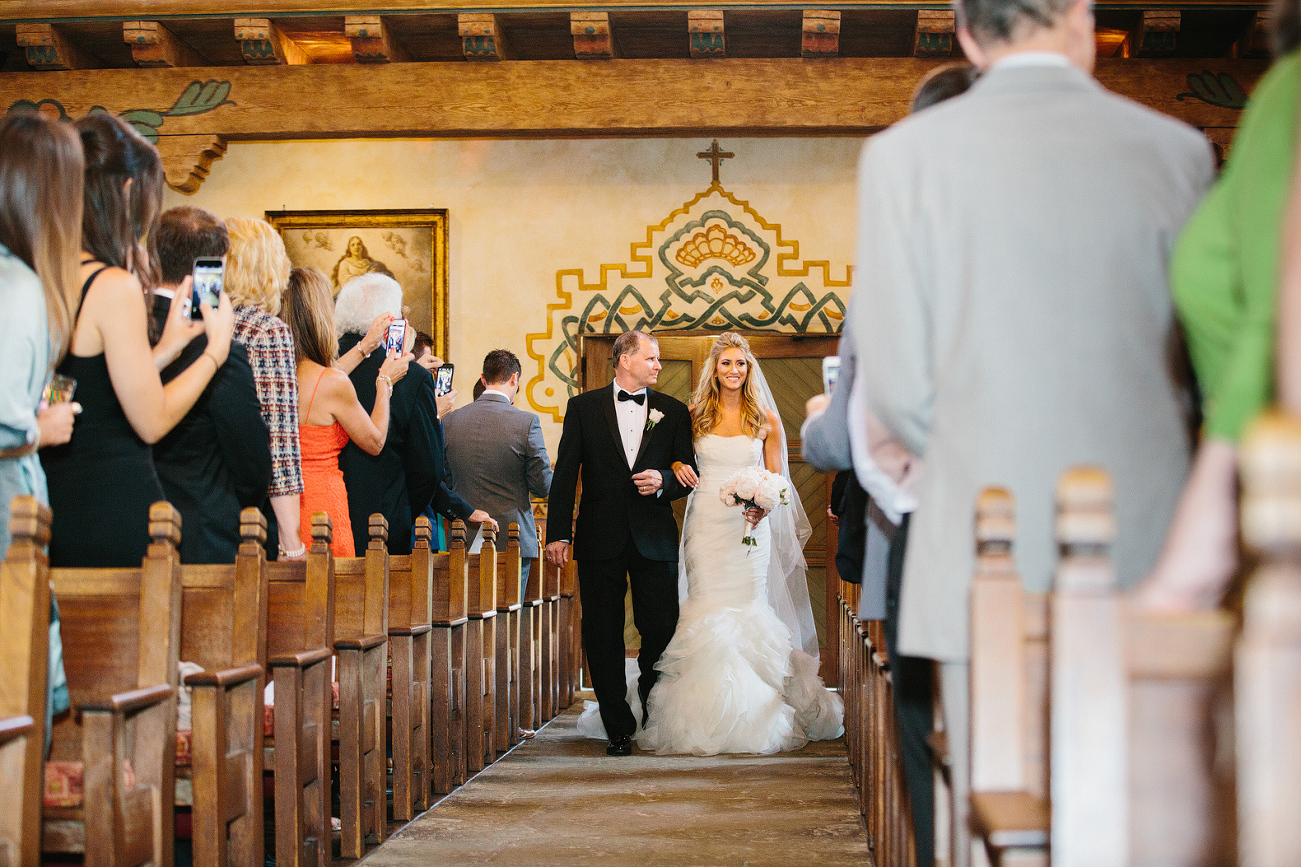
[822,356,841,395]
[384,318,408,355]
[435,363,454,397]
[189,257,224,319]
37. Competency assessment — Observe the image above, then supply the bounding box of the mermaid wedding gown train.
[579,434,844,755]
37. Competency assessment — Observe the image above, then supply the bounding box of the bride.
[579,332,844,755]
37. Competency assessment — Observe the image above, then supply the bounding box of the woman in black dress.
[40,114,235,567]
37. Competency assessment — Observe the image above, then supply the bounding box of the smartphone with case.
[435,363,454,397]
[188,257,224,320]
[384,318,408,355]
[822,356,841,395]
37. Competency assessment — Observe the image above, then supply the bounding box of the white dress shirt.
[614,385,648,467]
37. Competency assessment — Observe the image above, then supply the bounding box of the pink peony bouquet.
[719,466,789,549]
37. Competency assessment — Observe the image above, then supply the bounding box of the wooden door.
[578,331,839,680]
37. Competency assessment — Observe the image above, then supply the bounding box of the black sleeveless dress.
[40,266,165,567]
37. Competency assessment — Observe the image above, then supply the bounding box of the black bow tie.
[617,390,645,405]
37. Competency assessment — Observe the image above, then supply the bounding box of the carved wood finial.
[413,516,433,549]
[148,500,184,549]
[368,513,390,549]
[974,487,1015,555]
[459,14,515,61]
[697,139,734,184]
[1053,466,1117,594]
[802,11,841,59]
[688,11,726,59]
[239,506,268,548]
[450,520,466,549]
[914,11,955,58]
[571,12,619,60]
[5,495,51,554]
[310,511,334,546]
[1240,412,1301,558]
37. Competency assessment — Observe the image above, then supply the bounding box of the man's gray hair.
[335,272,404,336]
[612,329,656,367]
[955,0,1076,45]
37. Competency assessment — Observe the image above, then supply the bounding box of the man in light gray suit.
[442,349,553,589]
[850,0,1214,862]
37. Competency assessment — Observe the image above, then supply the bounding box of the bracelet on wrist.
[200,351,220,373]
[377,374,393,391]
[279,542,306,558]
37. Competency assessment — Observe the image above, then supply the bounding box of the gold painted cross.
[697,139,734,184]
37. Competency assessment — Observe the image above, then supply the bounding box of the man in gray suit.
[850,0,1214,862]
[442,349,553,588]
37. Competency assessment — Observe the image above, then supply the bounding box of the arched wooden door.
[578,331,840,680]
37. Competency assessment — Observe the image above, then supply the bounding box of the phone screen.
[191,257,224,318]
[822,356,841,395]
[435,363,454,397]
[384,319,408,355]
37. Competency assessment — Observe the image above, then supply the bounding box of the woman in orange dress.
[281,267,411,556]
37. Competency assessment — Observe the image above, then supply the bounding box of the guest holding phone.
[40,113,234,568]
[280,267,412,556]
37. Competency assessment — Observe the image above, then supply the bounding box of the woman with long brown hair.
[40,113,234,567]
[281,267,410,556]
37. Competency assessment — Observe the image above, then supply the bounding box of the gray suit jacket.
[442,392,553,557]
[853,61,1214,661]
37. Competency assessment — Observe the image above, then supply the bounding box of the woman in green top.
[1137,0,1298,610]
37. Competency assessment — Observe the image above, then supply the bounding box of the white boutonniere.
[645,408,665,432]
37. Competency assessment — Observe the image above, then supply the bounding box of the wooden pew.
[968,488,1050,866]
[387,516,434,820]
[538,550,561,723]
[430,521,468,794]
[332,514,390,859]
[1048,467,1236,865]
[265,515,334,867]
[44,502,183,867]
[517,525,542,735]
[177,508,268,867]
[0,497,51,867]
[1237,412,1301,865]
[465,526,498,770]
[495,525,522,755]
[558,558,580,709]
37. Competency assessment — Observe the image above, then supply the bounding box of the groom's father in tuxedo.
[545,330,695,755]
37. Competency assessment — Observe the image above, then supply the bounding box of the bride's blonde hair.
[690,332,768,440]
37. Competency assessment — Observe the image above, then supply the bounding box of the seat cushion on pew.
[43,759,135,809]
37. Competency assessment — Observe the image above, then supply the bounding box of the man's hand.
[436,388,457,419]
[632,469,663,496]
[545,541,570,567]
[36,400,80,448]
[468,509,499,533]
[805,393,830,420]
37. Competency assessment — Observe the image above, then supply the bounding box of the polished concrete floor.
[363,699,870,866]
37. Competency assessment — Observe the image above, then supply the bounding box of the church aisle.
[364,699,870,866]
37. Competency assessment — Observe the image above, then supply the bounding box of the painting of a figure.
[266,209,449,358]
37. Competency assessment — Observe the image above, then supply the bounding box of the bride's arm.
[762,408,782,474]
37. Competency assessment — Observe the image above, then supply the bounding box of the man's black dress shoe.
[607,734,633,756]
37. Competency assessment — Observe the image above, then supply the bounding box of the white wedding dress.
[628,433,844,755]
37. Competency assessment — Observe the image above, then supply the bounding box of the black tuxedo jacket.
[546,383,695,562]
[337,332,473,555]
[150,294,272,564]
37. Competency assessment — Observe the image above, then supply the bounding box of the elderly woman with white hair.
[333,272,494,555]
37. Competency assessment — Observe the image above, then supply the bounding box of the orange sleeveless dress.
[298,371,355,557]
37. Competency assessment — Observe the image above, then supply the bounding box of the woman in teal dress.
[1137,2,1298,609]
[0,112,87,739]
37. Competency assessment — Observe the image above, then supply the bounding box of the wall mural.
[524,140,852,423]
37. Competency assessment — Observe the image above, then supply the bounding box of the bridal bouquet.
[719,467,790,549]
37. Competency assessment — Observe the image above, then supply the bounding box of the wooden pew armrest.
[389,625,433,637]
[335,633,387,652]
[0,714,35,745]
[80,683,173,714]
[185,662,264,688]
[268,647,333,669]
[970,791,1049,851]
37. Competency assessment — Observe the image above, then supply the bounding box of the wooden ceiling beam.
[459,13,515,60]
[1133,10,1180,56]
[345,15,408,63]
[0,58,1263,142]
[124,21,208,68]
[15,23,94,71]
[688,10,725,58]
[234,18,308,65]
[914,10,955,58]
[572,12,619,59]
[802,11,841,59]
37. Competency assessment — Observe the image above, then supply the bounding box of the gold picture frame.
[266,208,449,359]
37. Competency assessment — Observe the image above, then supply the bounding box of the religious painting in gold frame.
[266,208,449,359]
